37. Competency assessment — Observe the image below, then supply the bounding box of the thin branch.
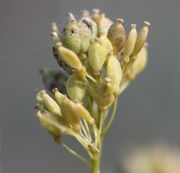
[61,142,91,167]
[102,97,118,135]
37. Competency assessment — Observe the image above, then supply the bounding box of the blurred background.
[0,0,180,172]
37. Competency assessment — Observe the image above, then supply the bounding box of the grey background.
[0,0,180,172]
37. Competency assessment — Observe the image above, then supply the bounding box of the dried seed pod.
[56,42,83,70]
[61,18,91,54]
[66,74,86,101]
[130,21,150,59]
[37,90,61,116]
[36,110,72,136]
[123,24,137,63]
[130,45,148,77]
[107,54,122,94]
[88,39,107,71]
[107,18,126,55]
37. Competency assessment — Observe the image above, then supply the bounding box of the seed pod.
[107,54,122,94]
[38,90,61,116]
[130,45,148,77]
[36,110,72,136]
[107,18,126,55]
[76,103,94,125]
[88,39,107,71]
[56,43,83,70]
[130,21,150,59]
[99,33,113,54]
[123,24,137,63]
[66,74,86,101]
[52,47,74,74]
[61,18,91,54]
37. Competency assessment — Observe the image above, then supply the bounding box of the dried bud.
[123,24,137,63]
[36,110,72,136]
[66,74,86,101]
[130,21,150,59]
[88,39,107,71]
[56,43,83,70]
[107,18,126,55]
[107,54,122,94]
[37,90,61,116]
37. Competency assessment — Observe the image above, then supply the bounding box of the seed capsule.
[107,54,122,94]
[76,103,94,125]
[88,39,107,71]
[56,42,83,70]
[36,110,72,136]
[66,74,86,101]
[61,18,91,54]
[130,21,150,59]
[107,18,126,55]
[99,33,113,54]
[52,88,94,132]
[123,24,137,63]
[130,45,148,77]
[38,90,61,116]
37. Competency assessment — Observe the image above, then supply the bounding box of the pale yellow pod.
[130,21,150,58]
[123,24,137,63]
[131,46,148,75]
[36,110,71,136]
[99,33,113,54]
[76,103,94,125]
[107,55,122,94]
[66,74,86,101]
[88,39,107,71]
[56,42,83,70]
[39,90,61,116]
[52,88,64,105]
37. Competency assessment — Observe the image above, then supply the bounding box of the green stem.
[61,142,91,167]
[102,97,118,135]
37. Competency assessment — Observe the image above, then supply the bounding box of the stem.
[90,111,105,173]
[102,97,118,135]
[61,142,91,167]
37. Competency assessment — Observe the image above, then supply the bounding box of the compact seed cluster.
[35,9,150,173]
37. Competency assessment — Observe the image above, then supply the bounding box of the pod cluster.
[35,9,150,146]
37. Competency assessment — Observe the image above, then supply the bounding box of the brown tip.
[144,21,151,27]
[117,18,124,23]
[107,51,113,56]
